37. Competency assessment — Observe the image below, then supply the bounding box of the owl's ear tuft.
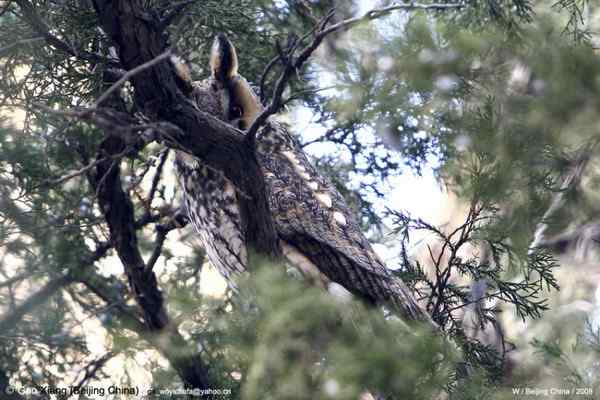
[171,55,194,95]
[210,34,238,83]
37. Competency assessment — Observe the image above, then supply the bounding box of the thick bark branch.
[92,0,280,259]
[91,135,212,391]
[81,61,212,390]
[94,136,168,330]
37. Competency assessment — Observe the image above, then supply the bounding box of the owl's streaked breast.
[174,153,247,282]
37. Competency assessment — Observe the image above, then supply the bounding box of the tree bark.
[93,135,212,392]
[92,0,280,259]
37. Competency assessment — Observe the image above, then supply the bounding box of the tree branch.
[80,46,214,389]
[321,1,465,37]
[92,0,280,259]
[147,149,169,207]
[72,352,115,391]
[93,136,169,327]
[146,224,169,271]
[40,145,132,187]
[78,264,215,394]
[93,51,172,107]
[0,242,110,335]
[247,1,465,143]
[90,133,213,391]
[14,0,118,67]
[0,270,37,289]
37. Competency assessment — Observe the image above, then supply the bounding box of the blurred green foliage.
[192,266,453,400]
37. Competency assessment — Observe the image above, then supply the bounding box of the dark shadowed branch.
[76,262,214,393]
[146,225,169,272]
[77,40,213,389]
[72,352,115,392]
[148,149,170,207]
[92,135,169,330]
[92,0,281,260]
[93,51,172,107]
[89,133,213,390]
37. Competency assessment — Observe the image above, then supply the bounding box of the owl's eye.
[230,105,243,120]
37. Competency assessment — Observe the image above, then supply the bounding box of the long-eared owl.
[173,34,433,324]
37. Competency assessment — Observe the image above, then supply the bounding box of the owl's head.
[175,34,263,131]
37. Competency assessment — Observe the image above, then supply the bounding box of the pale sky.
[292,100,445,266]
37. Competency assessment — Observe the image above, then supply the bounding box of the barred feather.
[172,35,434,326]
[256,121,433,323]
[174,152,247,282]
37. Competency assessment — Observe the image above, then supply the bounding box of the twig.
[146,225,169,271]
[42,148,131,187]
[93,158,120,200]
[245,1,465,144]
[282,84,346,104]
[148,149,169,206]
[14,0,117,66]
[0,242,111,335]
[321,1,464,37]
[73,352,115,391]
[258,55,281,103]
[32,103,164,150]
[94,51,172,107]
[0,270,37,289]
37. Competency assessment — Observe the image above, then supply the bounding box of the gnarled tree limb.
[92,0,280,260]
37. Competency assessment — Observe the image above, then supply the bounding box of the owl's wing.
[175,153,247,283]
[257,122,434,324]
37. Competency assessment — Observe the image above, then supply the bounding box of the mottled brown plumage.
[173,34,434,325]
